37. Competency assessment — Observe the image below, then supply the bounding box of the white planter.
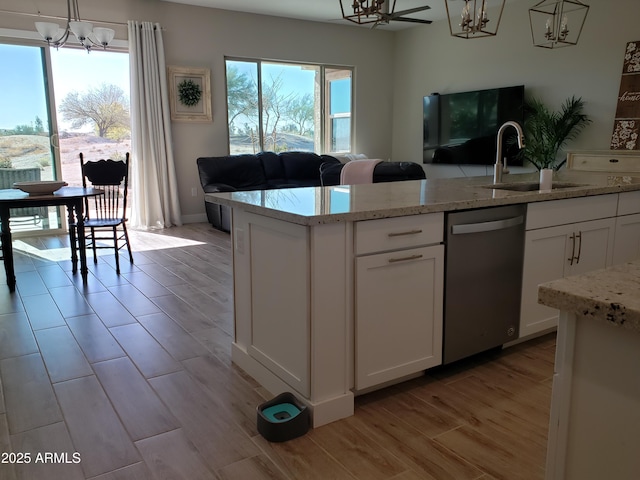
[540,168,553,190]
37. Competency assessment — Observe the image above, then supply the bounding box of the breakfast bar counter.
[207,170,640,225]
[207,170,640,427]
[539,261,640,480]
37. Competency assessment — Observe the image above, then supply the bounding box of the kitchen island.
[207,170,640,426]
[539,260,640,480]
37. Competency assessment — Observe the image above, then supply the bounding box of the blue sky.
[0,43,129,131]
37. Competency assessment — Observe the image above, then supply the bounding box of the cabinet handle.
[574,231,582,264]
[387,229,423,237]
[388,254,423,263]
[568,232,576,265]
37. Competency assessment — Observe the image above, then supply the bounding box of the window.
[225,58,352,155]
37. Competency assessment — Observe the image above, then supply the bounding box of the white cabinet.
[613,214,640,264]
[237,213,312,396]
[546,312,640,480]
[354,214,444,390]
[355,245,444,390]
[613,192,640,265]
[567,150,640,173]
[520,196,617,338]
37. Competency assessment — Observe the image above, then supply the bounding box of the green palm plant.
[519,96,591,171]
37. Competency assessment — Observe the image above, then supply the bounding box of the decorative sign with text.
[611,41,640,150]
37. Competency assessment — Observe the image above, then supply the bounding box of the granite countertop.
[206,170,640,225]
[538,261,640,333]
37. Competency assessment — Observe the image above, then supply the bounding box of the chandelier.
[444,0,506,39]
[339,0,432,27]
[340,0,386,25]
[529,0,589,48]
[35,0,115,52]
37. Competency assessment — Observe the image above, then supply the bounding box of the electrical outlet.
[191,187,197,197]
[235,228,244,254]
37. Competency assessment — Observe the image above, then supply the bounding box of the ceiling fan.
[339,0,433,27]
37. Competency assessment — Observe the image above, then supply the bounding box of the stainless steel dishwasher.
[443,204,526,364]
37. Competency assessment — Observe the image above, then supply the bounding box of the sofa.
[197,151,425,232]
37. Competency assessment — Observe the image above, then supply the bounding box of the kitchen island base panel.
[232,342,355,427]
[546,311,640,480]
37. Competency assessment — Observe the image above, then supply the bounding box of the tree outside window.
[225,59,352,155]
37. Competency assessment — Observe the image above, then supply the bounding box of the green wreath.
[177,79,202,107]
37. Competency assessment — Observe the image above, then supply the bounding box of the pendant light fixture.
[444,0,506,39]
[35,0,115,52]
[339,0,432,27]
[529,0,589,49]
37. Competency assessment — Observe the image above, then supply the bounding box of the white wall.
[156,4,395,220]
[0,0,396,222]
[391,0,638,169]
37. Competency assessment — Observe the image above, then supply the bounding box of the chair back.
[80,152,129,221]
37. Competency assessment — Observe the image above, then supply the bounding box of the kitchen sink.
[482,182,588,192]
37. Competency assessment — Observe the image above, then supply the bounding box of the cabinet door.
[566,218,615,276]
[520,218,615,338]
[613,214,640,265]
[520,224,572,338]
[355,244,444,390]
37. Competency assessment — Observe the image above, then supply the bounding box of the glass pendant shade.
[35,22,62,41]
[92,27,116,46]
[69,21,93,40]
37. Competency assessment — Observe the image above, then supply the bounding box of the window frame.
[224,57,354,155]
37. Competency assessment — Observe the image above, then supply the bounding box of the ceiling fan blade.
[390,16,433,24]
[390,5,432,17]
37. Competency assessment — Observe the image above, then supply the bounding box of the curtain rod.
[0,8,127,28]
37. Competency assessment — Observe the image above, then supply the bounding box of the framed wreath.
[177,79,202,107]
[167,66,212,122]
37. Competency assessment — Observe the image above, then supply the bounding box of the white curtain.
[128,20,182,229]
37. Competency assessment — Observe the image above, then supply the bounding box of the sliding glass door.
[0,40,63,233]
[0,40,130,235]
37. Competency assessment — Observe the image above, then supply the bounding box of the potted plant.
[519,96,591,171]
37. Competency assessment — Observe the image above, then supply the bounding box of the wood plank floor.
[0,223,555,480]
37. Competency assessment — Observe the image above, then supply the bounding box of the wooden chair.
[78,152,133,274]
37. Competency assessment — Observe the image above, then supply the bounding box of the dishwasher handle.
[450,215,524,235]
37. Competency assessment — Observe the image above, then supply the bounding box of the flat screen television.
[423,85,525,165]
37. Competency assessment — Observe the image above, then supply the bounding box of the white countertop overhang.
[539,260,640,333]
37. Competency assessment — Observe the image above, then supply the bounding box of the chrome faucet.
[494,121,525,184]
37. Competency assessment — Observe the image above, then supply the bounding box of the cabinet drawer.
[567,150,640,172]
[527,194,618,230]
[355,213,444,255]
[618,191,640,216]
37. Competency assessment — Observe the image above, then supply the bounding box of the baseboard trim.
[231,342,354,427]
[181,213,208,224]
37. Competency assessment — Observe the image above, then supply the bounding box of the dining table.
[0,186,104,292]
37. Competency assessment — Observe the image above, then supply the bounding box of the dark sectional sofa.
[197,151,425,232]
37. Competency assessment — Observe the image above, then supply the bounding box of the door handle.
[450,215,524,235]
[388,254,423,263]
[574,231,582,264]
[568,232,576,265]
[387,229,423,237]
